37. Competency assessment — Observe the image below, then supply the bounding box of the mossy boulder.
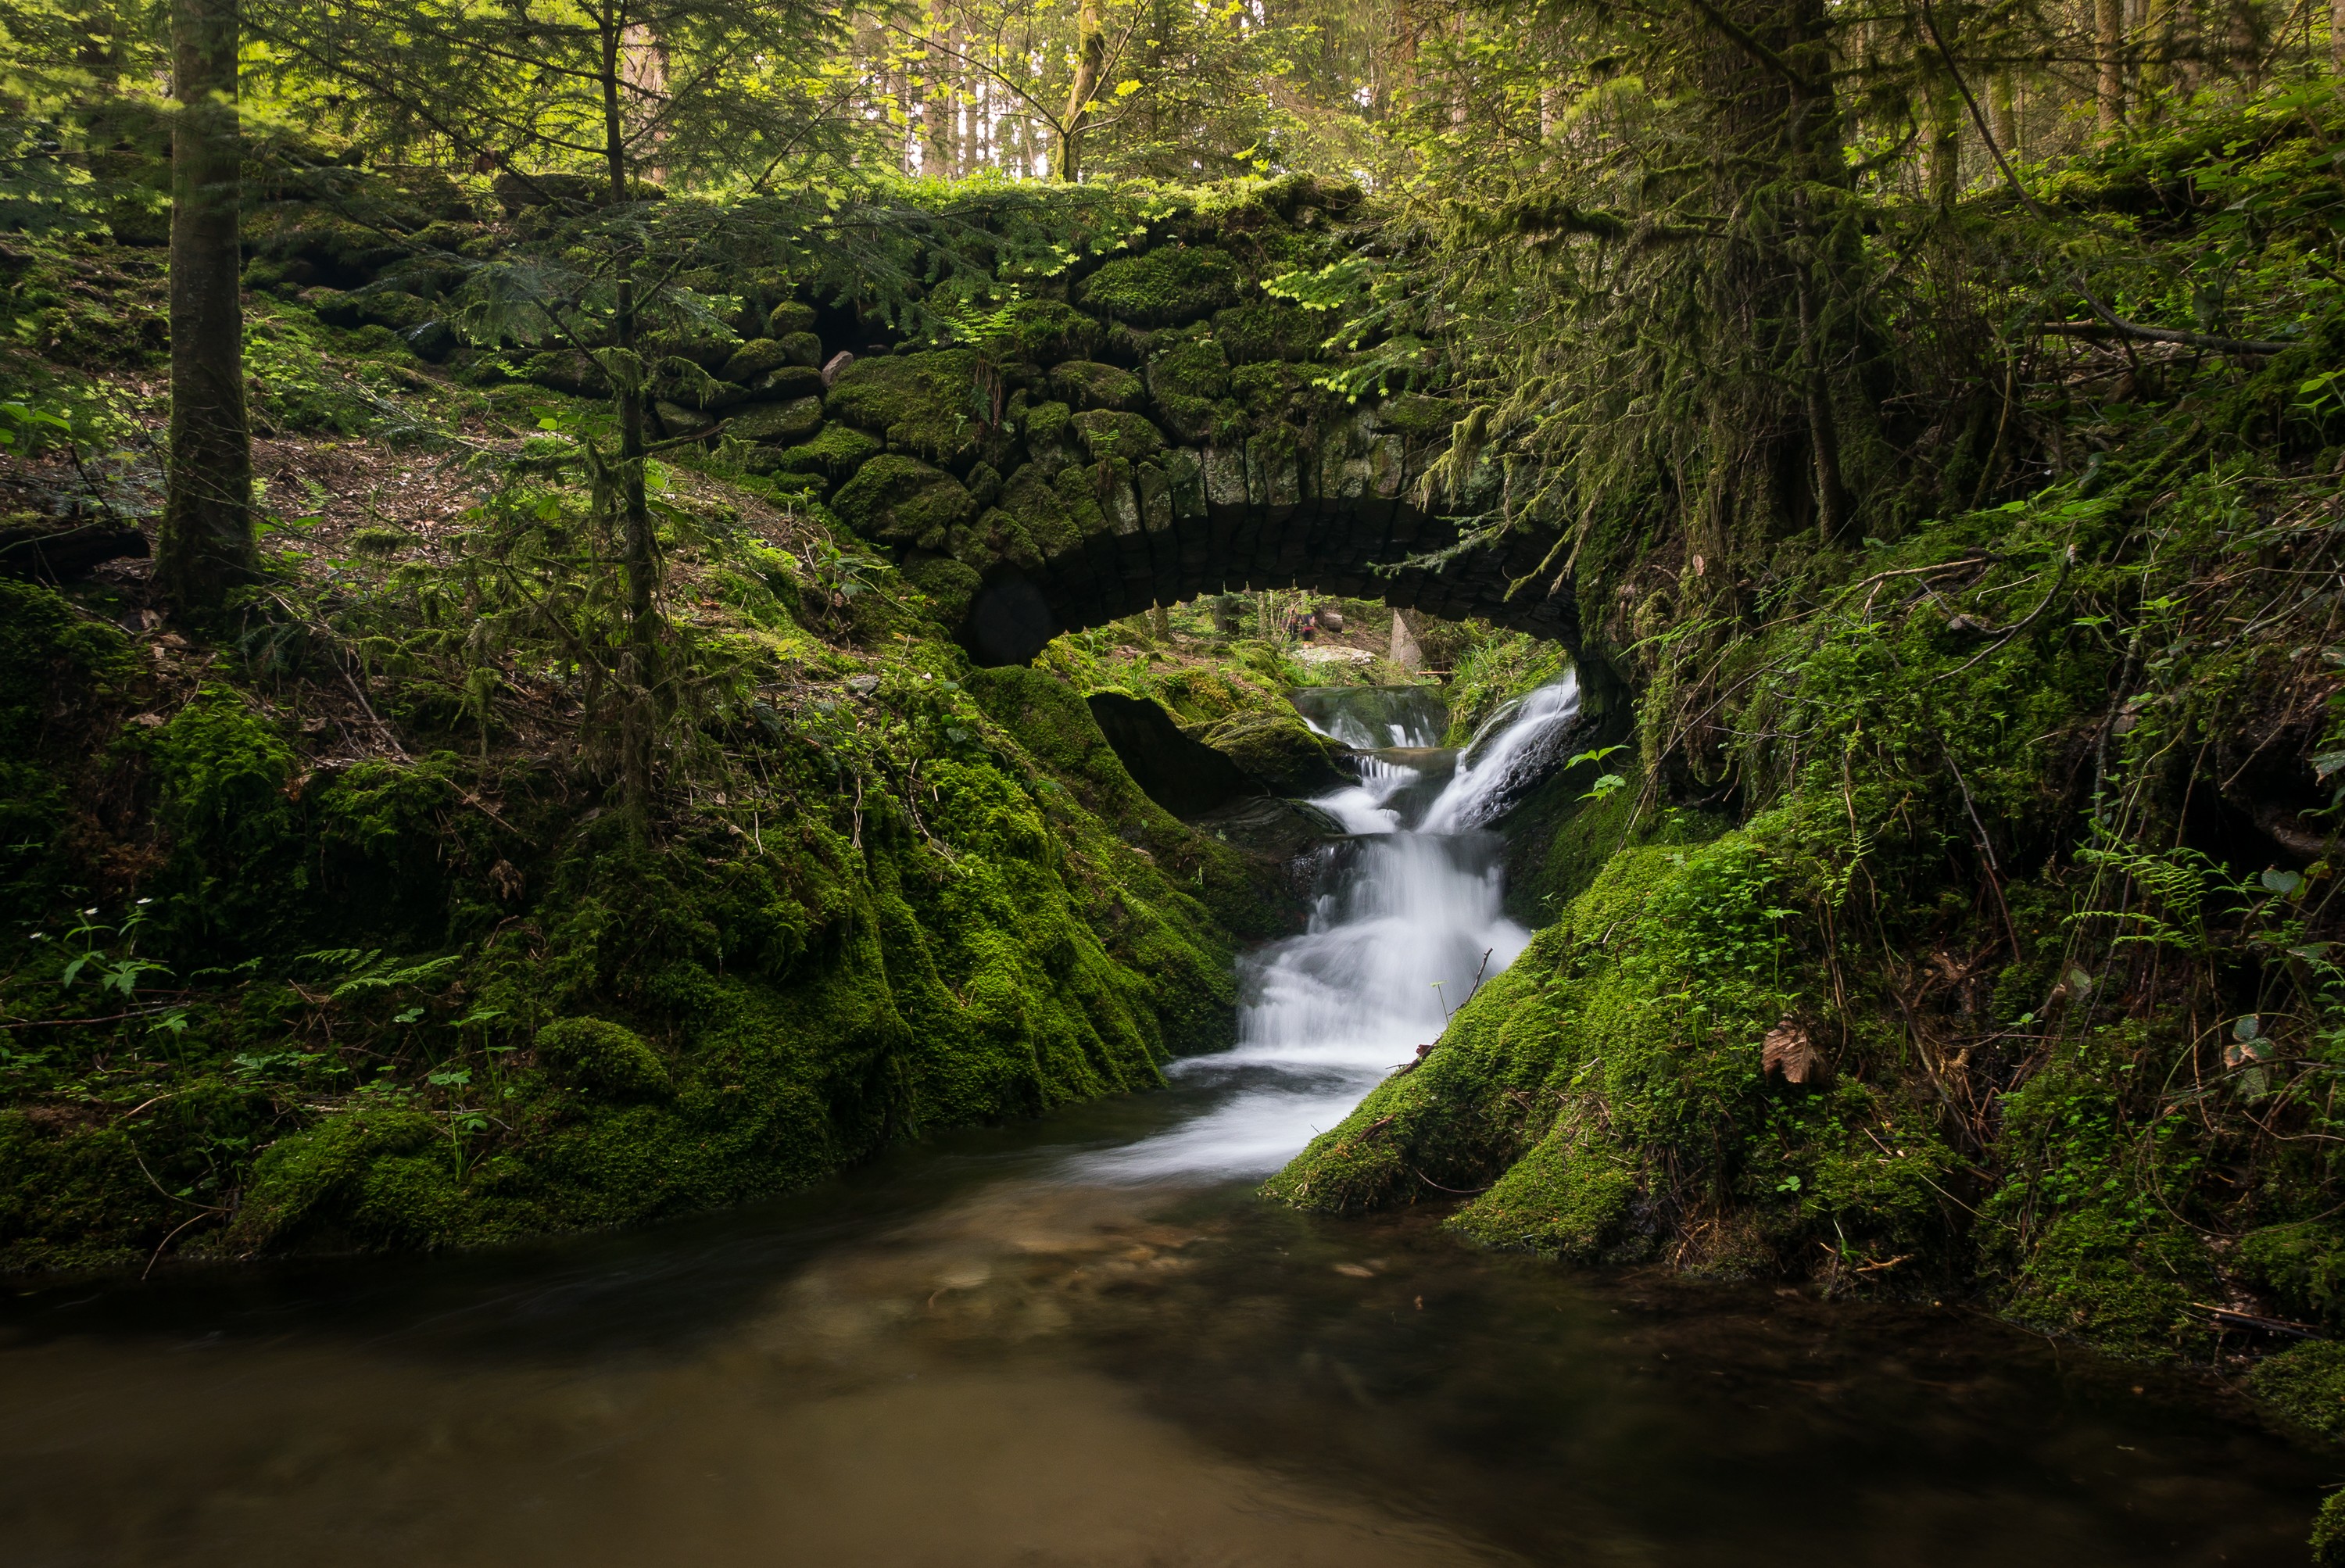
[2251,1340,2345,1441]
[1193,710,1348,795]
[745,364,824,402]
[521,348,609,398]
[1078,245,1241,328]
[831,456,977,550]
[721,338,793,384]
[229,1104,452,1252]
[1371,392,1463,440]
[825,349,983,467]
[997,299,1104,363]
[766,421,882,481]
[1212,301,1323,363]
[729,396,823,446]
[535,1017,671,1102]
[1069,409,1165,464]
[777,330,824,367]
[1448,1122,1640,1261]
[2237,1220,2345,1326]
[1144,332,1244,445]
[1048,360,1145,411]
[1996,1208,2214,1355]
[767,299,818,338]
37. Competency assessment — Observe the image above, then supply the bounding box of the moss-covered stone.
[1078,245,1241,328]
[535,1017,671,1101]
[1069,409,1166,465]
[721,338,793,384]
[767,421,881,481]
[1145,331,1245,445]
[997,299,1104,363]
[1448,1118,1640,1260]
[766,299,817,338]
[1194,709,1346,795]
[825,349,984,467]
[829,455,977,550]
[1212,301,1323,363]
[729,396,823,446]
[746,364,825,402]
[1048,360,1144,411]
[2238,1221,2345,1326]
[2252,1341,2345,1441]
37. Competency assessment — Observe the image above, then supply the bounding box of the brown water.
[0,1073,2333,1568]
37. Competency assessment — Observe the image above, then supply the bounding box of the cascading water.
[1076,677,1582,1183]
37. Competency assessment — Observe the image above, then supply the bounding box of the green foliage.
[1076,245,1241,327]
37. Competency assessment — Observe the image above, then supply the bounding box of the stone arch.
[697,177,1581,665]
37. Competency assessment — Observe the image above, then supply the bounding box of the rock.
[1194,709,1350,796]
[768,299,818,338]
[829,455,976,550]
[1068,409,1165,464]
[778,330,824,368]
[1047,360,1144,411]
[1077,245,1241,327]
[821,349,854,386]
[729,396,823,445]
[761,423,882,482]
[825,349,986,467]
[745,364,824,402]
[401,319,458,362]
[1087,693,1262,817]
[721,338,793,384]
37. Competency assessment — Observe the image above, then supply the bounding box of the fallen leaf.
[1763,1018,1824,1085]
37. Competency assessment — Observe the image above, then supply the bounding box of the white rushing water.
[1074,678,1581,1184]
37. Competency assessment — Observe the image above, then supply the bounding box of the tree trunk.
[2096,0,2125,129]
[603,20,660,829]
[159,0,252,620]
[1054,0,1103,181]
[2335,0,2344,73]
[1990,68,2017,157]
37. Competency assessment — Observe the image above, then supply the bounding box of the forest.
[10,0,2345,1559]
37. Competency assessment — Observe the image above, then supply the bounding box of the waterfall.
[1072,678,1584,1184]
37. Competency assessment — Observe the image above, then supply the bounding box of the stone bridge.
[638,177,1581,665]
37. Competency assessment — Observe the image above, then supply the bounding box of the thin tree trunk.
[2097,0,2126,128]
[603,15,659,829]
[1055,0,1102,181]
[159,0,252,620]
[2335,0,2344,73]
[1990,67,2017,156]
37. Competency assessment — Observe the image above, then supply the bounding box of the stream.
[2,682,2331,1566]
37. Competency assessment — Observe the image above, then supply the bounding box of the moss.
[829,456,977,550]
[0,580,134,923]
[1448,1119,1640,1260]
[2253,1341,2345,1442]
[1144,331,1245,445]
[1212,301,1322,363]
[1372,392,1463,440]
[228,1104,449,1253]
[1077,245,1241,327]
[768,421,881,481]
[1997,1208,2214,1355]
[2317,1491,2345,1566]
[1193,709,1346,794]
[997,299,1103,363]
[729,396,823,446]
[766,299,817,338]
[1048,360,1144,410]
[535,1017,671,1101]
[1068,409,1167,464]
[720,338,793,383]
[825,349,984,467]
[2237,1221,2345,1326]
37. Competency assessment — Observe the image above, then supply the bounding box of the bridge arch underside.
[942,468,1581,669]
